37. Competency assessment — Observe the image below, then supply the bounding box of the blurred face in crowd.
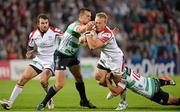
[38,18,49,32]
[95,16,106,32]
[79,10,91,24]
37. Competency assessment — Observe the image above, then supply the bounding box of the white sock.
[120,89,126,102]
[9,84,23,106]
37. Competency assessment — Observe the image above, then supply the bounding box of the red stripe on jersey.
[98,26,113,43]
[28,29,37,45]
[121,63,125,73]
[121,56,125,73]
[132,70,140,81]
[50,26,64,35]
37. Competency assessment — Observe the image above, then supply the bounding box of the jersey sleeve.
[50,26,64,36]
[98,32,113,44]
[28,31,36,47]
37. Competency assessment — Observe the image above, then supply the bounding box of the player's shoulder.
[49,26,64,34]
[102,26,113,38]
[68,21,80,29]
[29,29,38,38]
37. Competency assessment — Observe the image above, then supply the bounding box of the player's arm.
[26,32,36,58]
[112,27,119,36]
[26,49,35,58]
[26,43,37,59]
[76,21,95,33]
[85,30,104,50]
[106,73,125,96]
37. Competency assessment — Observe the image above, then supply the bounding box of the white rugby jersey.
[97,26,123,62]
[28,26,63,63]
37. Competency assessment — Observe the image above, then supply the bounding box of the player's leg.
[0,65,38,110]
[106,75,128,111]
[107,59,127,111]
[36,50,66,110]
[157,76,176,86]
[39,69,52,92]
[115,89,128,111]
[36,70,66,110]
[95,64,110,87]
[151,88,180,105]
[39,68,54,109]
[69,64,96,108]
[167,95,180,105]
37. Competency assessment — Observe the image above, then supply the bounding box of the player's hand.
[79,34,87,46]
[86,21,95,31]
[106,73,111,80]
[112,27,120,36]
[26,50,34,58]
[106,73,114,80]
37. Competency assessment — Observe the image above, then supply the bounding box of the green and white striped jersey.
[121,69,157,99]
[57,21,81,56]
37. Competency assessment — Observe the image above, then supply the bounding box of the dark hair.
[37,14,49,23]
[79,8,91,15]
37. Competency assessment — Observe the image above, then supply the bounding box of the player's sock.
[42,85,49,93]
[121,89,126,101]
[9,84,23,106]
[41,85,57,106]
[158,79,175,86]
[75,82,88,101]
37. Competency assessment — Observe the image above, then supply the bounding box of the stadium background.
[0,0,180,111]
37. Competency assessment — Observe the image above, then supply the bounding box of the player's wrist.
[84,31,92,37]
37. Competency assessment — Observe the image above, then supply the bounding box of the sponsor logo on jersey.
[102,33,111,38]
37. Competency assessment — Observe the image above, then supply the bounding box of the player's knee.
[55,81,64,90]
[17,76,30,86]
[39,78,48,87]
[74,74,83,82]
[166,97,180,105]
[98,80,107,87]
[95,73,101,81]
[17,82,24,87]
[96,73,107,86]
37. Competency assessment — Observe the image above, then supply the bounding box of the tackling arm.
[86,30,104,50]
[106,73,125,96]
[76,21,95,33]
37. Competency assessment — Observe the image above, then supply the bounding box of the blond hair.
[96,12,108,23]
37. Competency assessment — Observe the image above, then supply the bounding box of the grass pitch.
[0,76,180,111]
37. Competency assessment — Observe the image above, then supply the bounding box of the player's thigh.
[39,69,52,83]
[95,67,108,82]
[18,65,38,85]
[151,88,169,105]
[95,63,110,81]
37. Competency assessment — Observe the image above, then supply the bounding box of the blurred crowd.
[0,0,180,62]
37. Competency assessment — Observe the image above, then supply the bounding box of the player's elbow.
[113,90,121,96]
[113,87,124,96]
[111,92,119,96]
